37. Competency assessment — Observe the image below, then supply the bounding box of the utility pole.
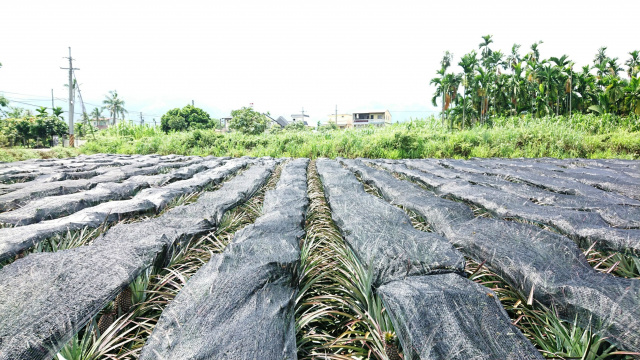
[335,104,338,126]
[140,112,144,126]
[153,118,156,127]
[61,47,79,147]
[51,89,54,110]
[192,100,194,106]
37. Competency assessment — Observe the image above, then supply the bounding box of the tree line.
[0,107,68,147]
[431,36,640,129]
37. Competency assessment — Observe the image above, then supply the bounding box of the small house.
[352,110,392,128]
[326,114,354,129]
[290,113,309,126]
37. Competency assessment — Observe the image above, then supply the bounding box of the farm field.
[0,154,639,359]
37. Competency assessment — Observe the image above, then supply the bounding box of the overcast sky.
[1,0,639,125]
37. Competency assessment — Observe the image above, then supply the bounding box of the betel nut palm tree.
[429,36,640,124]
[458,51,478,128]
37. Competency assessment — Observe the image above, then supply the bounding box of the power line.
[0,91,69,104]
[2,98,52,102]
[3,98,91,116]
[4,99,50,108]
[3,94,165,119]
[0,90,55,97]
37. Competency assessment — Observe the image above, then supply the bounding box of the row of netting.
[337,157,640,358]
[0,156,281,359]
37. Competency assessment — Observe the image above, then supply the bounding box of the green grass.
[79,115,639,159]
[0,146,80,162]
[2,115,638,161]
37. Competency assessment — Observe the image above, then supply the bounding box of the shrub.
[160,105,215,133]
[284,121,307,131]
[229,107,268,135]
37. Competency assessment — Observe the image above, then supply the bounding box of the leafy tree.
[6,107,30,118]
[605,76,625,115]
[458,51,478,127]
[36,107,49,118]
[167,115,187,131]
[625,51,640,78]
[14,118,33,146]
[75,123,87,137]
[506,44,522,69]
[90,107,104,128]
[180,105,212,129]
[538,64,561,116]
[160,105,214,132]
[229,107,268,134]
[52,106,64,120]
[606,57,623,77]
[103,90,126,125]
[479,35,493,58]
[625,76,640,116]
[593,47,608,69]
[526,41,543,64]
[431,51,455,126]
[30,116,67,147]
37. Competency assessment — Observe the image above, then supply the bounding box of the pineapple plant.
[114,286,133,314]
[384,332,402,360]
[97,311,114,335]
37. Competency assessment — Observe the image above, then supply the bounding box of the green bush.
[160,105,216,133]
[229,107,268,135]
[284,121,307,131]
[0,116,67,147]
